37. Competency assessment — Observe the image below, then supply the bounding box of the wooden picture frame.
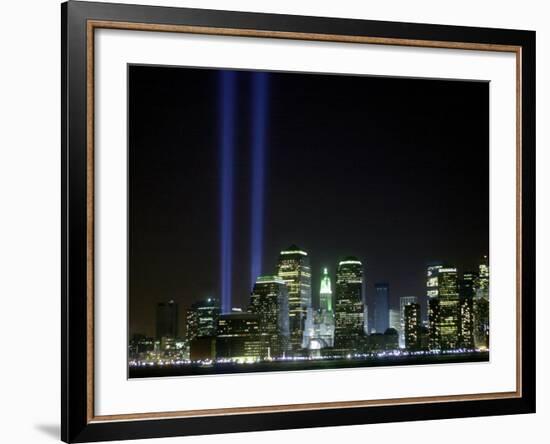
[62,1,535,442]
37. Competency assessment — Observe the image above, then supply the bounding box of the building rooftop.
[280,244,308,256]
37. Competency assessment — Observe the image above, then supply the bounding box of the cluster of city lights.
[130,249,489,373]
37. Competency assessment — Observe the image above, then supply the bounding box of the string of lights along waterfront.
[129,248,490,376]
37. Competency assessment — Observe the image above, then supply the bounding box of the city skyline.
[129,248,489,376]
[129,65,489,366]
[131,246,489,338]
[136,247,488,338]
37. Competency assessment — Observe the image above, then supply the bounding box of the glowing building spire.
[319,268,333,312]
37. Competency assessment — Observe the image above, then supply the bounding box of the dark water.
[129,351,489,378]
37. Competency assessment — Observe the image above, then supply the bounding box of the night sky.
[129,65,489,338]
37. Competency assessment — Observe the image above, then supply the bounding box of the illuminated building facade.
[477,255,489,299]
[430,267,460,350]
[277,245,312,352]
[474,297,489,349]
[319,267,333,312]
[156,300,179,339]
[399,296,417,348]
[459,272,476,348]
[404,302,421,350]
[428,297,441,349]
[248,275,290,358]
[334,258,364,350]
[132,251,490,368]
[216,312,263,361]
[426,264,443,298]
[373,282,389,333]
[474,255,490,349]
[428,263,485,351]
[317,267,336,347]
[129,334,156,355]
[185,297,220,342]
[303,268,335,349]
[419,325,430,350]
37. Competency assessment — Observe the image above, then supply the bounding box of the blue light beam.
[250,72,269,289]
[220,71,237,314]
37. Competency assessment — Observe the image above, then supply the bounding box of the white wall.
[0,1,547,443]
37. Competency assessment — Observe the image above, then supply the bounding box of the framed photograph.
[61,1,535,442]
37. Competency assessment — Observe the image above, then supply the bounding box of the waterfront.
[129,351,489,378]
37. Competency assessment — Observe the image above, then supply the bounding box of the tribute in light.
[250,72,270,290]
[219,71,237,314]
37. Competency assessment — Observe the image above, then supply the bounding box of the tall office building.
[216,312,263,361]
[435,267,460,349]
[156,300,179,339]
[459,295,474,349]
[186,297,220,342]
[461,272,477,299]
[427,264,442,349]
[428,264,462,350]
[474,255,490,349]
[304,267,335,349]
[404,302,421,350]
[277,245,312,352]
[476,255,489,299]
[473,297,489,349]
[248,275,290,358]
[399,296,417,348]
[373,282,389,333]
[334,257,364,351]
[428,297,441,350]
[459,272,476,349]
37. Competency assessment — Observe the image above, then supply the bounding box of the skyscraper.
[277,245,312,352]
[473,297,489,349]
[373,282,389,333]
[459,272,476,349]
[474,255,490,349]
[428,297,441,350]
[477,255,489,299]
[399,296,417,348]
[248,275,290,358]
[186,297,220,342]
[435,267,460,349]
[426,263,443,349]
[334,257,364,351]
[216,312,263,361]
[404,302,421,350]
[461,272,477,299]
[156,300,179,339]
[303,268,335,349]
